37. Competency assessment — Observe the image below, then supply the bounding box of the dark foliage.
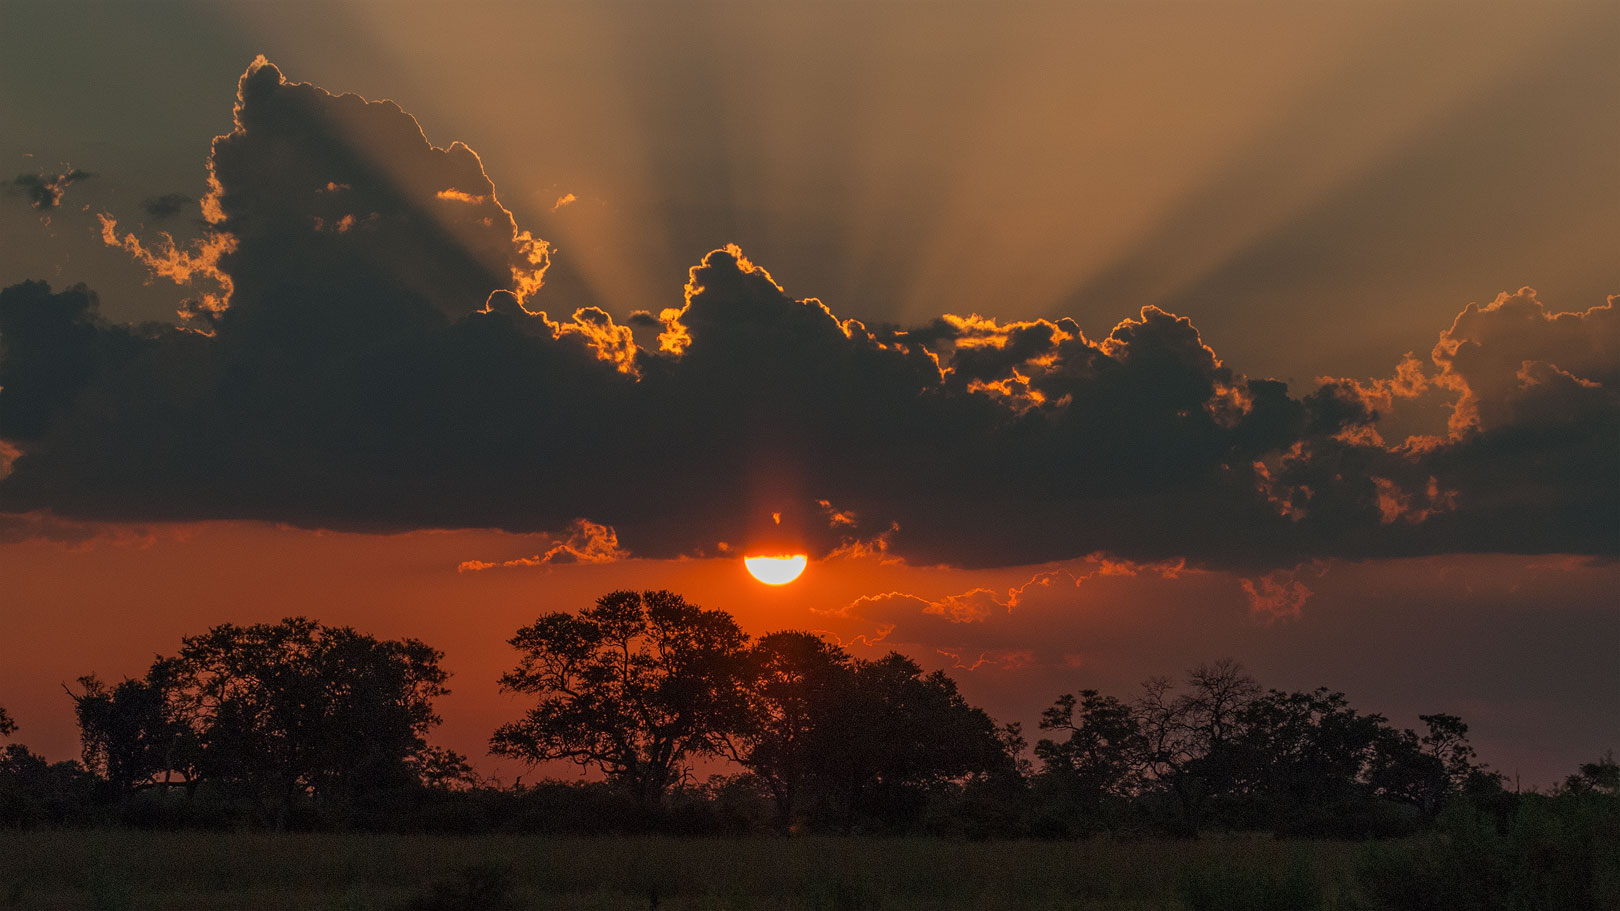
[68,618,467,829]
[1351,786,1620,910]
[491,590,749,806]
[1032,660,1508,839]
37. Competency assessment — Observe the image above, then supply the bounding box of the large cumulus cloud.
[1,60,1615,571]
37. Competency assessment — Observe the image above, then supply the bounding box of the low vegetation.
[0,831,1359,910]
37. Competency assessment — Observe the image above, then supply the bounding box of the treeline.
[1,590,1615,844]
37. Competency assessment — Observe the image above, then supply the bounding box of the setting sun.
[744,554,808,585]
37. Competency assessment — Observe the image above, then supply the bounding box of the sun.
[744,554,808,585]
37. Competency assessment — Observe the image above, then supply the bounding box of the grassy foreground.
[0,831,1358,911]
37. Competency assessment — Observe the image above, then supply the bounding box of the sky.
[1,0,1616,787]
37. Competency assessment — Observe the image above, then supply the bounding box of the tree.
[72,675,197,795]
[1231,687,1390,835]
[491,590,749,806]
[801,652,1011,831]
[73,617,459,828]
[0,705,97,828]
[1366,724,1450,816]
[1180,658,1262,761]
[723,630,853,826]
[1035,688,1143,833]
[1133,659,1261,836]
[1417,713,1490,790]
[1563,751,1619,795]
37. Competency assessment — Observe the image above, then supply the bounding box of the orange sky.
[3,521,1613,787]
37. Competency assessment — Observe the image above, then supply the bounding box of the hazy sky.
[1,0,1616,786]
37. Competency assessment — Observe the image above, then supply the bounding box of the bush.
[1351,789,1620,911]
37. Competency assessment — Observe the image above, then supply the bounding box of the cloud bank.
[1,60,1615,570]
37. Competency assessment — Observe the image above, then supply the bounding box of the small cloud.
[935,647,1037,672]
[140,193,193,221]
[1240,564,1321,622]
[0,510,155,550]
[817,499,858,528]
[9,167,91,210]
[456,519,627,572]
[552,192,577,211]
[435,188,487,204]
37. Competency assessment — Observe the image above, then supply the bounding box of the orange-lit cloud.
[1240,566,1319,622]
[1431,288,1617,435]
[457,519,626,572]
[97,212,236,324]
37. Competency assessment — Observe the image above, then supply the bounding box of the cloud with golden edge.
[456,519,626,572]
[8,167,91,211]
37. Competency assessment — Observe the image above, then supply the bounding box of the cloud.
[99,56,554,329]
[456,519,628,572]
[0,509,156,549]
[97,212,236,322]
[1240,565,1320,622]
[1431,287,1619,434]
[7,167,90,210]
[1,60,1615,571]
[140,193,193,221]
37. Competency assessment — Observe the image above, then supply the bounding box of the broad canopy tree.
[722,630,851,824]
[804,651,1011,830]
[491,590,750,806]
[493,593,1014,827]
[72,617,463,826]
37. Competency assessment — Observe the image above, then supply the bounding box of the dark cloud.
[140,193,192,221]
[1,61,1615,571]
[7,167,90,209]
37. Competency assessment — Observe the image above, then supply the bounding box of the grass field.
[0,831,1361,910]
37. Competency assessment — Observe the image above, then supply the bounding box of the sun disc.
[744,554,807,585]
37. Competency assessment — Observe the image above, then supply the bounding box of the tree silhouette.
[0,703,97,827]
[802,652,1010,831]
[1232,687,1390,835]
[1564,751,1619,795]
[73,617,459,828]
[491,590,749,806]
[72,675,197,795]
[1036,689,1142,833]
[1130,659,1261,835]
[724,630,853,827]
